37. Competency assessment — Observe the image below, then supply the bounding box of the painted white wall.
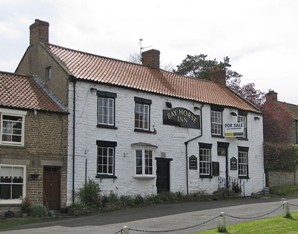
[66,81,264,205]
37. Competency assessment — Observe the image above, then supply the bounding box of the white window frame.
[135,103,150,130]
[199,148,211,176]
[211,110,222,136]
[238,115,247,139]
[97,97,115,126]
[0,164,26,204]
[97,146,114,176]
[132,145,156,179]
[238,151,248,177]
[0,109,27,146]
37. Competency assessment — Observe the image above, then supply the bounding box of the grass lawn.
[0,216,52,230]
[197,212,298,234]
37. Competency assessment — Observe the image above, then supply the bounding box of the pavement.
[2,196,298,234]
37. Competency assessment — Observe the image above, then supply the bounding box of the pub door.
[156,158,172,193]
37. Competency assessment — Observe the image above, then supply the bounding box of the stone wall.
[267,170,298,187]
[0,109,67,215]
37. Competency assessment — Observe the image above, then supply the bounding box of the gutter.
[184,104,204,195]
[70,76,77,204]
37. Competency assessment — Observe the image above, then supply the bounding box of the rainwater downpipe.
[71,76,77,204]
[184,104,204,195]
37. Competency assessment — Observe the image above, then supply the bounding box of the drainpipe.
[184,104,204,195]
[70,76,77,204]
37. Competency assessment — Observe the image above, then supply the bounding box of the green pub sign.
[163,107,200,129]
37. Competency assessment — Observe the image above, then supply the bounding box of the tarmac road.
[2,196,298,234]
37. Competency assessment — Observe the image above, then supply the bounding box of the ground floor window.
[136,149,153,175]
[96,141,117,178]
[131,143,157,178]
[0,165,25,203]
[238,146,249,178]
[199,143,212,178]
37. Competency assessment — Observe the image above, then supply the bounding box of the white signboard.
[224,122,244,137]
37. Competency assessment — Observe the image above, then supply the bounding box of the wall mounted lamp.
[165,102,172,108]
[230,111,237,116]
[90,87,98,92]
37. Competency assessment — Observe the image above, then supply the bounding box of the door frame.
[155,157,172,193]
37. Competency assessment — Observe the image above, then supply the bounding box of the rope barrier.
[288,202,298,207]
[225,204,283,220]
[113,230,122,234]
[112,201,298,233]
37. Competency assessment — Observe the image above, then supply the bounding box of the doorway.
[43,166,61,210]
[156,158,172,193]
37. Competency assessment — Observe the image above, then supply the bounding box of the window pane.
[135,103,149,130]
[98,97,114,125]
[136,150,142,174]
[0,166,24,200]
[2,116,23,143]
[97,146,115,175]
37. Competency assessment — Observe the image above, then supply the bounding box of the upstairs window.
[211,106,224,137]
[134,97,151,131]
[46,66,52,80]
[0,109,26,146]
[97,91,117,128]
[238,111,248,139]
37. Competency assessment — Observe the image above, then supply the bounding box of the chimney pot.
[30,19,49,45]
[141,49,160,69]
[210,67,226,86]
[266,90,278,101]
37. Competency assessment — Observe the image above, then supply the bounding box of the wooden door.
[156,158,172,193]
[43,167,61,210]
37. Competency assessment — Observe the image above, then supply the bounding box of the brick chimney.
[266,90,278,101]
[210,67,226,86]
[30,19,49,45]
[141,49,160,69]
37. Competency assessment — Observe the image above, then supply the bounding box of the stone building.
[0,72,68,215]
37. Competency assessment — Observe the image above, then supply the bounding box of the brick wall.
[0,110,67,216]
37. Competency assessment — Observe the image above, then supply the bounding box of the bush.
[270,185,298,196]
[76,179,101,208]
[31,204,48,217]
[21,197,32,214]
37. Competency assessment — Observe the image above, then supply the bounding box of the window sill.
[96,124,117,130]
[0,200,22,205]
[236,137,248,141]
[0,143,25,148]
[96,175,117,179]
[239,176,249,179]
[199,175,213,179]
[212,135,224,138]
[134,129,156,134]
[133,175,155,180]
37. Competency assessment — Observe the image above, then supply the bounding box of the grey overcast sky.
[1,0,298,104]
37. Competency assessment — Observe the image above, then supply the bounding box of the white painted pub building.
[17,20,265,205]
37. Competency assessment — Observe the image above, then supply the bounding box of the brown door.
[43,167,61,210]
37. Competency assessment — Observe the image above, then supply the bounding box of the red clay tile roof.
[279,102,298,120]
[48,44,260,113]
[0,71,66,113]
